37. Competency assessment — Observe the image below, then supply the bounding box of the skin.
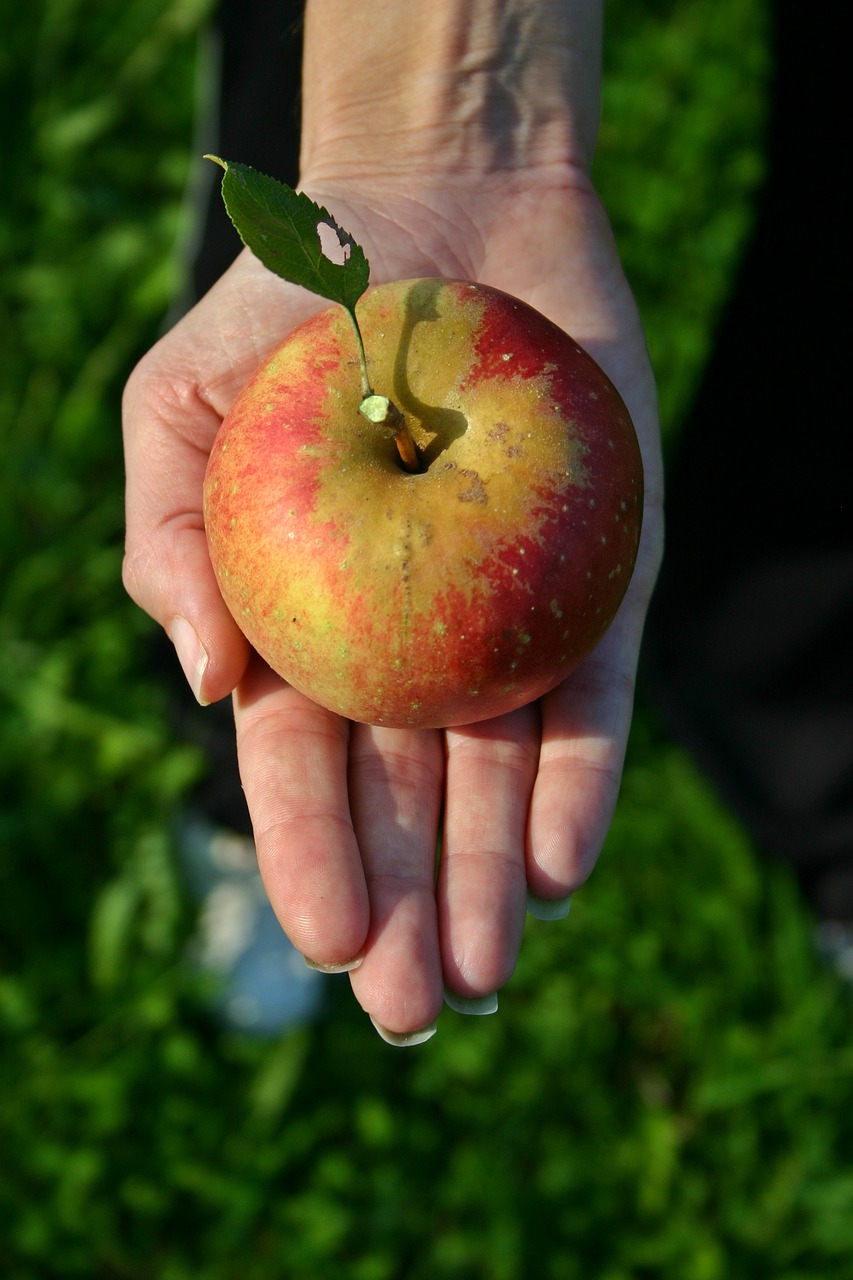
[204,278,643,728]
[122,0,664,1039]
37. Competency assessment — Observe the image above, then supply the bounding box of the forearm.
[299,0,603,184]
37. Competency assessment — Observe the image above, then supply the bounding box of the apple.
[203,277,643,728]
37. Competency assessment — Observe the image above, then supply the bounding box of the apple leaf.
[205,156,370,312]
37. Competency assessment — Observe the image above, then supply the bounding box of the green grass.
[2,2,852,1277]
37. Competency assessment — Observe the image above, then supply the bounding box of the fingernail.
[527,891,573,921]
[303,952,364,974]
[369,1016,437,1047]
[444,987,499,1016]
[169,617,209,705]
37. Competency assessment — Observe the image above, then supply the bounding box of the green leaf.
[205,156,370,311]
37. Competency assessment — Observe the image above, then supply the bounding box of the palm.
[123,176,662,1039]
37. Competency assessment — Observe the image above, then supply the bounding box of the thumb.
[121,342,251,706]
[122,248,332,703]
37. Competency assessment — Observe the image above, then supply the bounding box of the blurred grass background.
[1,1,852,1277]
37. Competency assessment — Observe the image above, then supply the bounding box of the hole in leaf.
[317,219,353,266]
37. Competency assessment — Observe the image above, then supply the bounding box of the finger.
[526,449,663,903]
[346,723,445,1038]
[440,704,538,1003]
[232,657,369,968]
[525,581,647,900]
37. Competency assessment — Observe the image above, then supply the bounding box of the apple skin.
[203,278,643,728]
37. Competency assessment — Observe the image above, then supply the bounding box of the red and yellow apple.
[203,277,643,728]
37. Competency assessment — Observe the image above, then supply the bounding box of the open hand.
[122,174,662,1041]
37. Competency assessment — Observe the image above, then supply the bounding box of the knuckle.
[120,541,154,612]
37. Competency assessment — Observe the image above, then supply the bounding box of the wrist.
[299,0,602,187]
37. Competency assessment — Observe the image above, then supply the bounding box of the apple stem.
[384,403,421,473]
[358,395,422,473]
[393,427,420,472]
[346,305,422,473]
